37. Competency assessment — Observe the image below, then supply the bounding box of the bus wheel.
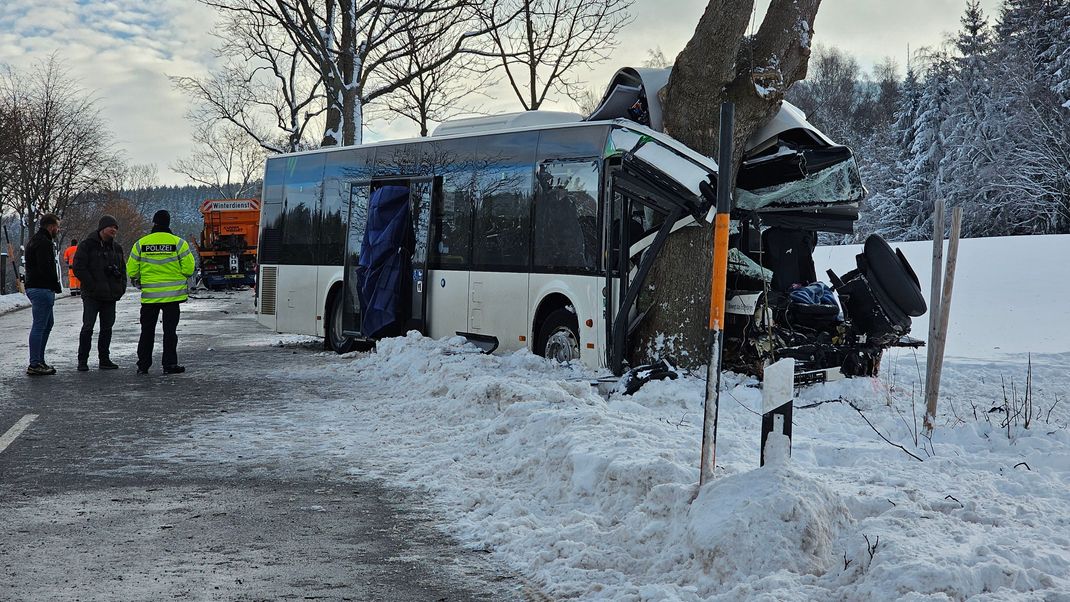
[537,308,581,363]
[327,290,355,354]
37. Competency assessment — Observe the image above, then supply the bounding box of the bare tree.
[375,19,497,136]
[631,0,823,367]
[100,196,151,247]
[172,5,325,153]
[120,163,161,214]
[480,0,633,110]
[0,87,19,211]
[642,46,671,69]
[573,87,602,115]
[786,45,861,143]
[196,0,509,148]
[0,56,123,235]
[172,120,266,199]
[124,164,160,193]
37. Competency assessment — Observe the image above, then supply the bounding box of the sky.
[0,0,1002,186]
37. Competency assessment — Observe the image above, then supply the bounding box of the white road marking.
[0,414,38,454]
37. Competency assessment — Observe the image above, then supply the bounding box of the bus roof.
[266,118,637,160]
[430,111,584,137]
[264,117,721,175]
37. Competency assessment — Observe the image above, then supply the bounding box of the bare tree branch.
[0,55,123,234]
[479,0,633,111]
[172,121,266,199]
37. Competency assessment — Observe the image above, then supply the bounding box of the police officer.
[126,210,196,375]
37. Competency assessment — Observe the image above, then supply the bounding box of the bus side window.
[533,159,600,273]
[280,153,325,265]
[472,175,532,269]
[431,174,472,268]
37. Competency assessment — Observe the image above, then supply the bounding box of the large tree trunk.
[632,0,821,370]
[320,0,343,147]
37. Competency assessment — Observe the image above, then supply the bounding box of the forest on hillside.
[788,0,1070,242]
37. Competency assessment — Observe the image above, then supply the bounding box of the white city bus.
[256,113,712,369]
[256,67,908,379]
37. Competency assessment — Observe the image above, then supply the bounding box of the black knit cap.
[152,210,171,228]
[97,215,119,231]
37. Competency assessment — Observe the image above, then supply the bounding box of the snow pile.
[687,465,852,583]
[161,235,1070,600]
[167,331,1069,600]
[0,292,29,315]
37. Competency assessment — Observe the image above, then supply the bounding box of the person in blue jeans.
[24,213,63,375]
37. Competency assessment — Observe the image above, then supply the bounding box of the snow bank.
[167,328,1070,600]
[0,292,29,315]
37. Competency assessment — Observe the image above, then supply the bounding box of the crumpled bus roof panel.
[588,67,866,216]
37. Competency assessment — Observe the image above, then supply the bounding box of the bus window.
[432,174,471,268]
[263,157,286,204]
[470,133,538,270]
[259,201,284,265]
[533,159,601,273]
[323,148,375,266]
[343,184,370,334]
[535,126,608,160]
[281,153,325,265]
[375,144,418,178]
[259,158,287,265]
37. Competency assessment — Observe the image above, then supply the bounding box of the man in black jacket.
[24,213,63,376]
[73,215,126,371]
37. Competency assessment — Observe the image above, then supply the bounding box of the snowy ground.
[56,236,1070,600]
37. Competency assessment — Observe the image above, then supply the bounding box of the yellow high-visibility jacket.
[126,231,196,303]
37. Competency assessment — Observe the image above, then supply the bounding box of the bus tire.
[326,289,355,354]
[536,308,581,363]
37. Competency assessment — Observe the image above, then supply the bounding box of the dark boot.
[162,365,185,374]
[99,359,119,370]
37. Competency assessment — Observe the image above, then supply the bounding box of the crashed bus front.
[590,67,927,382]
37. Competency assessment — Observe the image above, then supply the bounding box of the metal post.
[1,251,6,294]
[699,102,734,486]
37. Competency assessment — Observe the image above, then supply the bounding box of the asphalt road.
[0,291,527,601]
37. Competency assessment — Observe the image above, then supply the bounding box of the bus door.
[342,179,433,337]
[406,178,433,333]
[606,154,713,373]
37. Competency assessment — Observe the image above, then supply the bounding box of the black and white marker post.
[760,357,795,466]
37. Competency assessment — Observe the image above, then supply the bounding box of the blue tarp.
[788,282,838,306]
[357,186,412,338]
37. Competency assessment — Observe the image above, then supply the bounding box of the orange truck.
[195,199,261,289]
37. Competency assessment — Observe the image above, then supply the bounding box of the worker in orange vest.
[62,239,80,296]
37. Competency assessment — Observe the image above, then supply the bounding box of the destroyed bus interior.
[590,67,927,384]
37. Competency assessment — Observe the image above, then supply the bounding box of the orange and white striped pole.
[699,102,734,486]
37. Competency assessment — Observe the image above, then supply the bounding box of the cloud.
[0,0,220,185]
